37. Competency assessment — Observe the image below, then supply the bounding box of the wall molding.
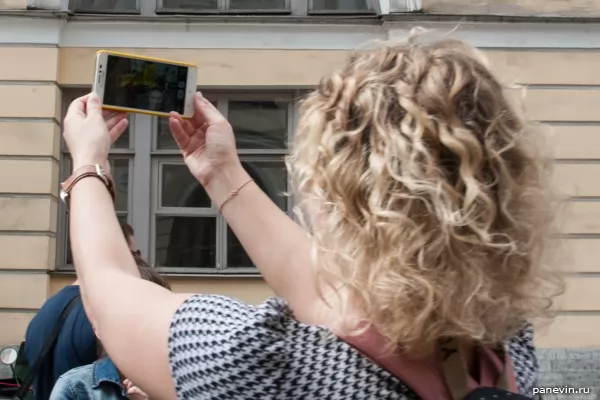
[3,16,600,49]
[386,21,600,49]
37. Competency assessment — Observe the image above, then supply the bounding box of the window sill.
[49,269,263,279]
[72,9,141,15]
[156,8,292,15]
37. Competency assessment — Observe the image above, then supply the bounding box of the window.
[309,0,372,13]
[158,0,290,13]
[59,91,134,265]
[70,0,140,13]
[58,91,295,275]
[68,0,374,14]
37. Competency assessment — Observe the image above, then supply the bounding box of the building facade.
[0,0,599,356]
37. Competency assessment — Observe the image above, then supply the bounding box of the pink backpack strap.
[344,329,519,400]
[439,337,519,398]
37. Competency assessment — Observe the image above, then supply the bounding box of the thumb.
[192,93,227,127]
[86,93,104,119]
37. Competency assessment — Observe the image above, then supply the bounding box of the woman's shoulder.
[169,294,304,353]
[169,295,293,356]
[168,295,412,399]
[168,295,539,399]
[169,294,291,331]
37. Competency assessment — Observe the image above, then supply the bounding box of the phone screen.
[103,55,190,114]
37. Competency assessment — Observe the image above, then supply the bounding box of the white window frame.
[58,90,297,276]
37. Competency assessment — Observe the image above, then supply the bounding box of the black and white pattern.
[168,295,538,400]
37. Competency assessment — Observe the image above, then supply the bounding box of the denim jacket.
[50,357,128,400]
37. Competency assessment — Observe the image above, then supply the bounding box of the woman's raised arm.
[64,94,192,400]
[168,93,332,326]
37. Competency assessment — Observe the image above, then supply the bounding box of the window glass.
[226,226,252,268]
[74,0,138,11]
[112,121,131,149]
[160,164,211,208]
[229,0,287,10]
[226,160,287,268]
[154,216,217,268]
[155,100,215,150]
[311,0,370,11]
[161,0,219,10]
[155,118,175,150]
[112,158,130,212]
[229,100,288,150]
[241,160,287,211]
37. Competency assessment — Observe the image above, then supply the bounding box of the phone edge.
[95,49,197,68]
[183,66,198,118]
[92,52,107,103]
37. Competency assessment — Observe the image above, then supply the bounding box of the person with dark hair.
[50,265,171,400]
[132,254,170,290]
[24,221,140,400]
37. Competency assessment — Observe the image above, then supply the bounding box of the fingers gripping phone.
[93,51,198,118]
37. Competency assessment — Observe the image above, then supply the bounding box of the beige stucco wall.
[422,0,600,17]
[0,46,61,345]
[1,45,600,348]
[49,276,274,304]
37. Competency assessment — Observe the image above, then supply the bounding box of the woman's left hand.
[63,93,128,170]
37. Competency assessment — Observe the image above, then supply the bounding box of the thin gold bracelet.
[218,179,254,213]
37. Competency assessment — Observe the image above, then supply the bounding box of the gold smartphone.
[93,50,198,118]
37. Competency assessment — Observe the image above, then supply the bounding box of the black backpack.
[13,296,81,400]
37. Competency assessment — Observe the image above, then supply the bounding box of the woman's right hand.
[169,92,240,187]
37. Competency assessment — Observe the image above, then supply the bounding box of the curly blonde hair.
[288,35,564,355]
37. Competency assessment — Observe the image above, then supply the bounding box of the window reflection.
[227,159,287,268]
[162,0,219,10]
[311,0,370,11]
[229,0,287,10]
[241,160,287,211]
[229,101,288,150]
[112,124,130,148]
[155,100,287,150]
[227,226,253,268]
[76,0,138,11]
[155,216,217,268]
[161,164,211,208]
[111,159,129,212]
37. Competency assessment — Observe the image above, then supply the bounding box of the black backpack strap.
[13,295,82,400]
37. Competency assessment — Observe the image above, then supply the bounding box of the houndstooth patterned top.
[168,295,539,400]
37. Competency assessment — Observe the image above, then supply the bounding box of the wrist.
[71,157,109,173]
[204,162,251,208]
